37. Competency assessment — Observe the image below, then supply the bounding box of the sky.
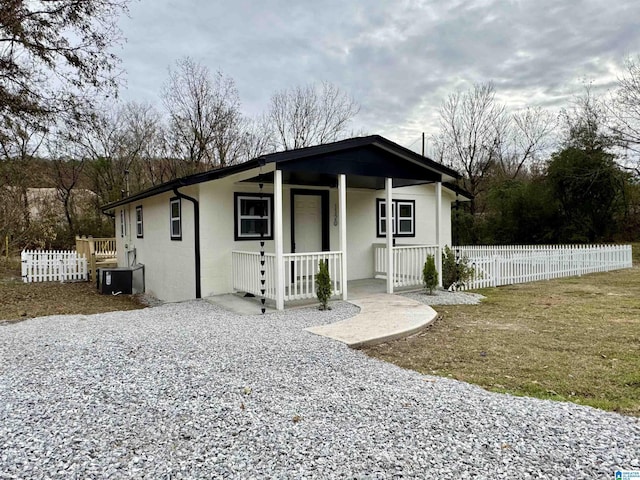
[116,0,640,154]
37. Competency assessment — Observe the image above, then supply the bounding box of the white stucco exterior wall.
[114,177,455,302]
[115,188,197,302]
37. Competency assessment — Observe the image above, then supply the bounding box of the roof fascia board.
[230,161,276,184]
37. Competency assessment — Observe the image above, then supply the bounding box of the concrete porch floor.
[205,279,436,347]
[205,278,419,314]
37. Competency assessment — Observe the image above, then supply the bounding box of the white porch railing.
[232,251,277,300]
[455,244,633,290]
[232,250,343,302]
[374,244,439,288]
[21,250,88,283]
[283,251,343,301]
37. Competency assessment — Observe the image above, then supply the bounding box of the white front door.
[293,194,322,253]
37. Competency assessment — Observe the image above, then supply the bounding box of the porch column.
[435,181,443,287]
[338,174,348,300]
[386,177,394,294]
[274,169,285,310]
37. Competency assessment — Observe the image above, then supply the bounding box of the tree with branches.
[0,0,129,124]
[434,82,555,210]
[162,57,244,173]
[609,56,640,174]
[268,81,359,150]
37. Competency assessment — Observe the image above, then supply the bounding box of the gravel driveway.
[1,301,638,479]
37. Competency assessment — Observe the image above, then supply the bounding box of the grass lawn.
[0,257,144,322]
[364,248,640,416]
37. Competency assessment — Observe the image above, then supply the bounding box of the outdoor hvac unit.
[98,264,144,295]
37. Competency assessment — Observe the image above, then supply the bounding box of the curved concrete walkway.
[305,293,438,348]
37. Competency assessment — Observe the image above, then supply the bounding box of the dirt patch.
[0,257,145,322]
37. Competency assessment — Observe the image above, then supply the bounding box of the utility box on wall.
[98,265,144,295]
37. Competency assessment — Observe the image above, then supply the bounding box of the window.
[170,198,181,240]
[396,201,415,235]
[135,206,143,238]
[234,193,273,240]
[377,200,395,236]
[120,209,126,238]
[376,199,415,237]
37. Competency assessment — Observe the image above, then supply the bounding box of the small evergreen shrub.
[442,246,475,290]
[315,259,333,310]
[422,254,438,294]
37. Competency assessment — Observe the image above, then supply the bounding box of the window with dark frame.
[170,198,181,240]
[376,199,415,237]
[234,193,273,240]
[135,206,143,238]
[120,209,126,238]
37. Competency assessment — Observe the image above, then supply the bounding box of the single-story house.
[102,135,471,309]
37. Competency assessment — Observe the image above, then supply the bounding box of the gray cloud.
[117,0,640,151]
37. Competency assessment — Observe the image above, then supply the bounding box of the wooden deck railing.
[75,236,117,281]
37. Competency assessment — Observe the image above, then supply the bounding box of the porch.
[224,136,465,310]
[231,244,440,306]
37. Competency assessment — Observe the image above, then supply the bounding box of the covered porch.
[229,136,461,310]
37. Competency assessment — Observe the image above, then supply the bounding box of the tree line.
[435,62,640,245]
[2,1,639,252]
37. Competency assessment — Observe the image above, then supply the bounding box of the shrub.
[442,246,475,290]
[422,254,438,294]
[315,259,333,310]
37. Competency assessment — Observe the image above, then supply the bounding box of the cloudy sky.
[117,0,639,153]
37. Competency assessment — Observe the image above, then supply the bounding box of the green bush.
[422,254,438,294]
[442,246,475,290]
[315,259,333,310]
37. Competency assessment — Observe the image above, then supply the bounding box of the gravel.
[1,300,638,479]
[402,289,485,305]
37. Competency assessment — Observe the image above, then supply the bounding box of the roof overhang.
[102,135,464,212]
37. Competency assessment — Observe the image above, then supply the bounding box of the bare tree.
[268,81,359,150]
[609,56,640,173]
[47,137,85,233]
[0,115,48,228]
[562,84,614,152]
[499,106,557,178]
[75,101,164,204]
[0,0,129,122]
[238,114,276,161]
[434,83,508,203]
[162,57,244,172]
[434,83,556,204]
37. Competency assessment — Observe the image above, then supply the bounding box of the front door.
[290,190,329,253]
[294,195,322,252]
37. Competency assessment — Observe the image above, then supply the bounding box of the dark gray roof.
[102,135,468,211]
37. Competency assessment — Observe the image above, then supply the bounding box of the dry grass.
[0,257,145,323]
[364,247,640,416]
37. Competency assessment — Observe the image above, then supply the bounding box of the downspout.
[173,187,201,299]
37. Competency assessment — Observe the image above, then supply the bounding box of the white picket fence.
[21,250,88,283]
[454,244,633,290]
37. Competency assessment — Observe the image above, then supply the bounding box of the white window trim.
[396,201,415,235]
[377,200,396,236]
[135,206,143,238]
[235,194,273,240]
[376,199,415,238]
[120,209,126,238]
[170,198,181,240]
